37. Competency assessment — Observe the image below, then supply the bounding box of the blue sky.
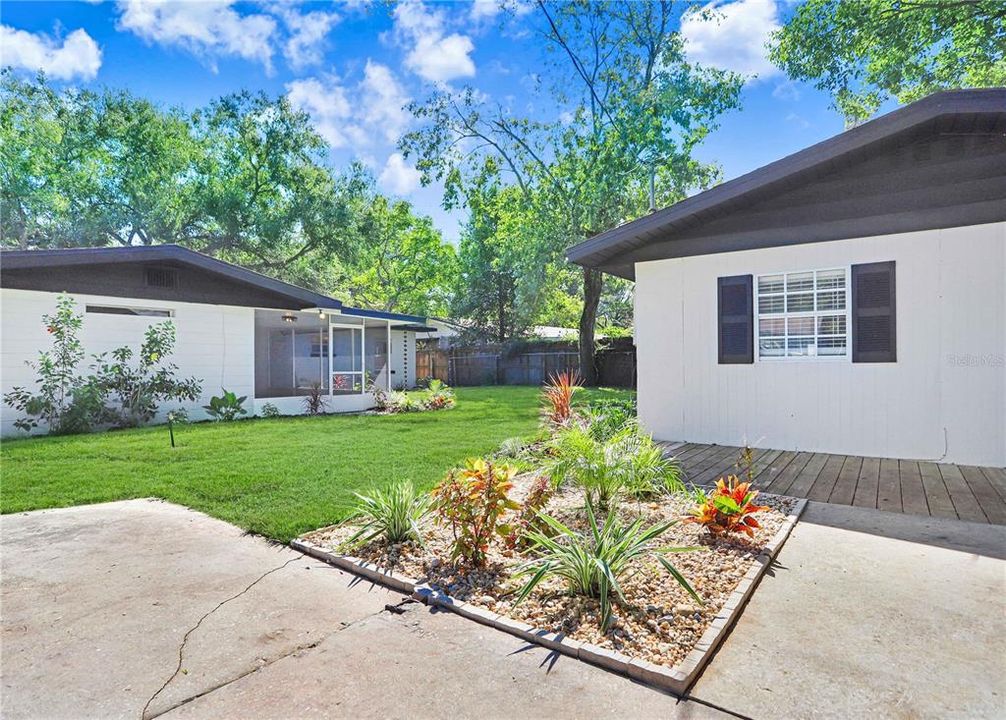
[1,1,850,242]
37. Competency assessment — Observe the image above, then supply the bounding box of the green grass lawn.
[1,386,632,542]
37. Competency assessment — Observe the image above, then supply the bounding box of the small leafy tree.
[90,322,202,428]
[2,294,102,434]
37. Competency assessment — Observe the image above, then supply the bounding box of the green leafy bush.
[90,321,202,428]
[515,501,701,630]
[583,397,637,441]
[3,295,201,434]
[431,458,518,568]
[546,423,682,508]
[259,403,281,418]
[422,379,455,410]
[341,480,431,548]
[203,390,247,421]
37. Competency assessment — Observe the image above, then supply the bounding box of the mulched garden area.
[301,471,797,670]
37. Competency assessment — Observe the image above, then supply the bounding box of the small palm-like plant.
[547,423,683,508]
[541,371,581,426]
[340,480,431,549]
[423,379,455,410]
[514,502,702,631]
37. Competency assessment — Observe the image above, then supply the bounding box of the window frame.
[755,266,851,363]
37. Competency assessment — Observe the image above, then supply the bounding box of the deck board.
[829,456,863,505]
[960,466,1006,524]
[659,441,1004,524]
[853,457,881,508]
[939,464,988,523]
[920,462,957,519]
[877,458,903,513]
[785,452,829,498]
[806,454,845,502]
[899,460,929,516]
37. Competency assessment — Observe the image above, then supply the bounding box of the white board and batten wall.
[0,288,413,435]
[634,222,1006,467]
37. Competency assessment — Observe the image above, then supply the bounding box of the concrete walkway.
[2,499,1004,719]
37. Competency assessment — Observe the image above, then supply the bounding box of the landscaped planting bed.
[299,477,800,672]
[293,374,806,693]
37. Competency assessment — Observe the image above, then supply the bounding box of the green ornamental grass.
[514,501,702,631]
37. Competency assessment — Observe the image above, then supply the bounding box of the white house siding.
[0,290,412,435]
[634,222,1006,467]
[1,288,256,435]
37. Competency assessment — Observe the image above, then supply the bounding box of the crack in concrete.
[142,579,414,719]
[140,556,302,720]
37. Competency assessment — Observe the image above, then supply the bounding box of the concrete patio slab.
[0,500,720,720]
[690,501,1006,719]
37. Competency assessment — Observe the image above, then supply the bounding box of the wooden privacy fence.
[415,344,635,388]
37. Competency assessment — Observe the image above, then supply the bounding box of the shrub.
[515,501,702,630]
[260,403,281,418]
[90,321,202,428]
[546,423,682,509]
[503,474,554,551]
[686,475,769,537]
[422,379,455,410]
[541,371,581,426]
[3,294,96,434]
[583,397,637,441]
[203,389,247,421]
[341,480,431,549]
[431,458,519,568]
[302,382,329,415]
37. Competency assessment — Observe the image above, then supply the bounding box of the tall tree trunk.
[578,267,603,386]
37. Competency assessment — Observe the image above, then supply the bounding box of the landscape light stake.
[168,417,175,448]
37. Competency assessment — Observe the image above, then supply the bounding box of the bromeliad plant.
[541,371,581,427]
[686,475,769,537]
[341,480,431,549]
[515,501,702,631]
[431,457,519,568]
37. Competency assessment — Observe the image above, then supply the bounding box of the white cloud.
[390,0,475,84]
[286,75,353,146]
[772,79,799,101]
[379,152,421,195]
[680,0,781,80]
[785,112,809,129]
[116,0,276,72]
[0,26,102,80]
[470,0,500,22]
[286,61,411,149]
[358,61,412,144]
[279,6,340,69]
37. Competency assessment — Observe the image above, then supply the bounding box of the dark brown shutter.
[718,275,753,364]
[852,261,896,363]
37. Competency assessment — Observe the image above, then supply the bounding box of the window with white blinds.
[756,268,849,360]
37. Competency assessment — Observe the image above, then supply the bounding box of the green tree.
[770,0,1006,122]
[344,192,457,317]
[403,1,741,382]
[450,182,523,341]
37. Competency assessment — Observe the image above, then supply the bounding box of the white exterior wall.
[390,329,416,389]
[634,222,1006,467]
[0,289,411,435]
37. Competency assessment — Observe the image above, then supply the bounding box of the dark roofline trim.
[567,88,1006,271]
[0,245,342,309]
[337,306,429,323]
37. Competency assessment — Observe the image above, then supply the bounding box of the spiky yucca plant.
[341,480,431,549]
[514,502,702,630]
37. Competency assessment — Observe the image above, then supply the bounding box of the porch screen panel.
[365,330,389,390]
[331,326,363,394]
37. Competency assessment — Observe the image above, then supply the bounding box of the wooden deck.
[662,442,1006,526]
